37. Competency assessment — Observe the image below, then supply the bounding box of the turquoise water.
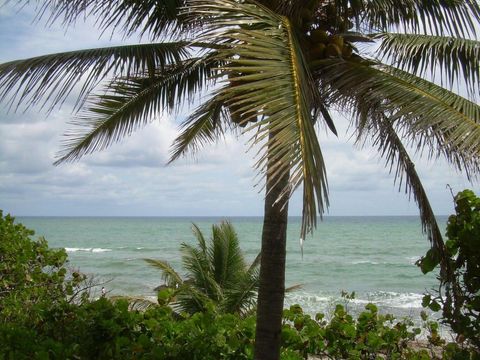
[18,216,443,320]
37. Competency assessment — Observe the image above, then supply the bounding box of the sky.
[0,2,476,218]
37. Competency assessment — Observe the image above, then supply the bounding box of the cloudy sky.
[0,2,475,218]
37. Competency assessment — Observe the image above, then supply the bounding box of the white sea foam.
[65,247,92,252]
[65,247,111,253]
[92,248,112,253]
[374,292,423,309]
[407,256,420,265]
[285,290,424,316]
[351,260,381,265]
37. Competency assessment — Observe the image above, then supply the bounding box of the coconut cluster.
[308,30,353,60]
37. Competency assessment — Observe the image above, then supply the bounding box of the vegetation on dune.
[2,1,480,357]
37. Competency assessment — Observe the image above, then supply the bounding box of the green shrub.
[419,190,480,352]
[281,302,421,359]
[0,211,86,325]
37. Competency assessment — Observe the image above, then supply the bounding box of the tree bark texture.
[254,169,289,360]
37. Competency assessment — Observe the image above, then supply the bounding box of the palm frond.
[358,116,459,288]
[191,223,208,254]
[187,0,330,238]
[357,115,447,262]
[174,283,218,314]
[285,284,302,293]
[21,0,187,39]
[316,58,480,179]
[109,295,158,311]
[209,221,246,288]
[223,271,259,316]
[144,258,183,287]
[168,95,229,163]
[376,33,480,97]
[222,250,260,316]
[362,0,480,37]
[180,242,219,298]
[54,56,216,164]
[0,43,189,112]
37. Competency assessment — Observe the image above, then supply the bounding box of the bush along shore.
[1,191,479,359]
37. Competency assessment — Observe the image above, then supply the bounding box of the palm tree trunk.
[254,167,289,360]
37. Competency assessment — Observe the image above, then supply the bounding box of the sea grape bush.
[282,303,423,359]
[419,190,480,351]
[0,210,86,325]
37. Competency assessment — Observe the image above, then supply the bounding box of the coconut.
[310,29,329,43]
[325,43,342,57]
[329,35,344,49]
[310,43,326,59]
[342,44,353,58]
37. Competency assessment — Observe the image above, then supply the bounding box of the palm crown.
[146,222,260,316]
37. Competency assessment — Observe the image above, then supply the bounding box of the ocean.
[18,216,444,323]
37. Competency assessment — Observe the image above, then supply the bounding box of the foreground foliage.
[3,295,480,360]
[2,213,479,359]
[420,189,480,351]
[0,210,86,326]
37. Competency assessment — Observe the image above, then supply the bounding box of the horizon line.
[15,214,449,218]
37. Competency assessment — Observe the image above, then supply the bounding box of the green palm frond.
[362,0,480,37]
[376,33,480,96]
[109,295,158,311]
[191,223,208,254]
[316,59,480,178]
[175,283,218,314]
[209,222,246,288]
[54,56,217,164]
[21,0,187,39]
[357,115,446,259]
[222,251,260,316]
[223,271,258,315]
[0,43,188,111]
[188,0,329,238]
[169,95,229,163]
[180,242,218,297]
[148,222,259,315]
[144,258,183,287]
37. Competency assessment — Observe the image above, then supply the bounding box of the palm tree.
[2,1,480,358]
[145,221,261,316]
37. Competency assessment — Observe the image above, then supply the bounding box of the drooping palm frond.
[144,259,183,287]
[361,0,480,37]
[357,115,445,256]
[168,95,229,163]
[376,33,480,97]
[19,0,187,39]
[0,43,189,111]
[316,58,480,179]
[54,56,217,164]
[187,0,329,238]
